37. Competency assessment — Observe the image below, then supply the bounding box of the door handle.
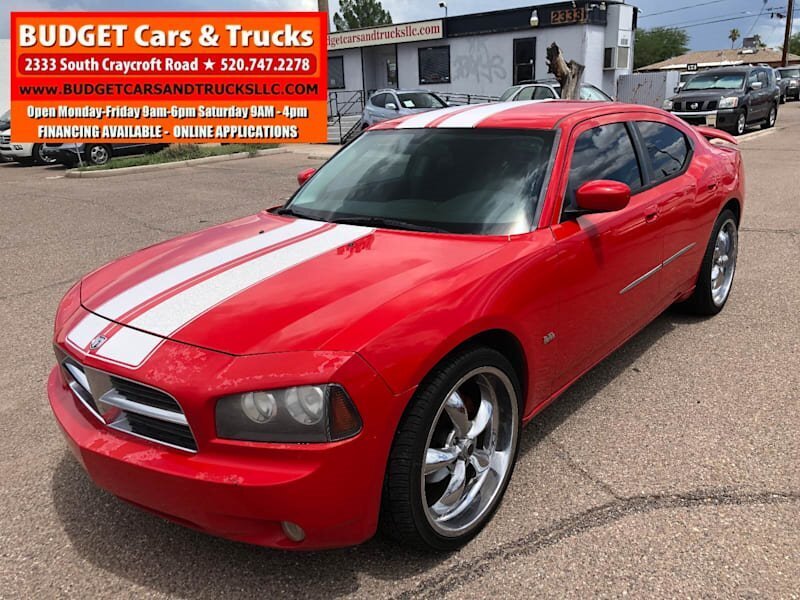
[645,210,659,223]
[708,182,718,190]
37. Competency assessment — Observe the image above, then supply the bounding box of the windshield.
[499,86,521,101]
[0,110,9,128]
[684,73,745,91]
[287,129,555,235]
[779,68,800,78]
[396,93,446,109]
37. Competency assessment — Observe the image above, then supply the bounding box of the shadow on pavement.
[50,308,705,598]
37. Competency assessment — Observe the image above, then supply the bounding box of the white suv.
[0,110,56,165]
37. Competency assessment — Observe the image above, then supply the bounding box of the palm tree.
[729,28,740,48]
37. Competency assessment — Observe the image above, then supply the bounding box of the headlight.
[719,97,739,109]
[216,384,362,443]
[662,99,674,110]
[789,80,799,87]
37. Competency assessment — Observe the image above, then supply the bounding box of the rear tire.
[761,104,777,129]
[85,144,112,166]
[683,209,738,316]
[380,346,521,551]
[733,110,747,136]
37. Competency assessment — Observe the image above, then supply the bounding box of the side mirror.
[385,102,398,110]
[297,167,316,186]
[750,81,763,91]
[674,86,681,93]
[575,180,631,213]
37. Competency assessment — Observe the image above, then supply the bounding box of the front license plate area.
[705,114,717,128]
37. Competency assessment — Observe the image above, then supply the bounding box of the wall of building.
[0,40,10,113]
[394,24,615,99]
[329,48,364,92]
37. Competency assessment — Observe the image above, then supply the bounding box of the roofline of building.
[328,0,634,34]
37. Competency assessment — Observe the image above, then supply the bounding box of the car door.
[746,70,767,121]
[366,93,390,124]
[549,117,665,384]
[632,119,704,301]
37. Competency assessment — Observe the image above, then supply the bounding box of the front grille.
[110,377,183,413]
[57,351,197,452]
[673,102,682,111]
[680,99,717,112]
[0,135,10,144]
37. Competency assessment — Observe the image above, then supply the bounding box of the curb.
[65,147,289,178]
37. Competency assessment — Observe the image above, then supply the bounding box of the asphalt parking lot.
[1,106,798,598]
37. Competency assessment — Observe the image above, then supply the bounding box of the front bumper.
[48,327,406,550]
[671,108,738,130]
[0,143,34,159]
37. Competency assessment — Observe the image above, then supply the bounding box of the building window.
[603,48,614,70]
[616,46,630,69]
[513,38,536,84]
[329,56,345,90]
[419,46,451,85]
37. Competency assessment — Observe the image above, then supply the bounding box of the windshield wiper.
[275,206,324,221]
[331,216,450,234]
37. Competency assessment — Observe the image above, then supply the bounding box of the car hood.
[79,213,507,356]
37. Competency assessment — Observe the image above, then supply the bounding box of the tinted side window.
[565,123,642,212]
[371,93,387,108]
[534,86,557,100]
[757,70,768,85]
[516,86,535,101]
[636,121,690,182]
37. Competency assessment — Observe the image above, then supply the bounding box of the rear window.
[635,121,690,182]
[396,93,446,109]
[779,68,800,78]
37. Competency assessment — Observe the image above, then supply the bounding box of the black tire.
[32,143,56,165]
[85,144,112,166]
[761,104,777,129]
[682,209,739,316]
[380,346,522,552]
[733,109,747,136]
[779,94,786,105]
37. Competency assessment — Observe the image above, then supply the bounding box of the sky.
[1,0,798,51]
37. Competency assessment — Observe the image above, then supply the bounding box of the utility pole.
[782,0,795,66]
[318,0,330,32]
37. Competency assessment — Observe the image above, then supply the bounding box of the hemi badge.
[543,332,556,345]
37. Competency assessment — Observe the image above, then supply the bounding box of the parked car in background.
[663,65,779,135]
[50,100,744,552]
[500,79,613,102]
[43,142,168,167]
[775,69,790,104]
[777,67,800,101]
[361,89,447,128]
[0,110,57,166]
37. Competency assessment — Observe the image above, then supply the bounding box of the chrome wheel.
[768,106,776,127]
[711,218,737,307]
[36,145,56,165]
[89,145,110,166]
[421,367,518,538]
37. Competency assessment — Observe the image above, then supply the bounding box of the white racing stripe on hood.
[435,100,543,128]
[395,104,477,129]
[94,224,374,368]
[66,219,324,353]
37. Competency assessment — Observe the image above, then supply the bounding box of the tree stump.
[546,42,585,100]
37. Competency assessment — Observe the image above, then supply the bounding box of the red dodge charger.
[49,101,744,551]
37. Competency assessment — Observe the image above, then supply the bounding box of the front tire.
[381,346,521,551]
[32,143,56,165]
[683,209,739,316]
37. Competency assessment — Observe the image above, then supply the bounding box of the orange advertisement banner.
[10,12,328,144]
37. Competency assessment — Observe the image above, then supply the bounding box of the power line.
[639,0,737,19]
[744,0,769,37]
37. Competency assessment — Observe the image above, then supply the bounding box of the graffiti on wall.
[453,40,507,84]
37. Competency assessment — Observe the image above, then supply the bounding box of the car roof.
[372,100,663,131]
[695,66,752,75]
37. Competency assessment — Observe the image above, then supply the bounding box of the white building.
[328,1,637,102]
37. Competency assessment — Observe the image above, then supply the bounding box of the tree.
[789,31,800,56]
[750,34,767,49]
[333,0,392,31]
[634,27,690,70]
[546,43,584,99]
[728,28,740,48]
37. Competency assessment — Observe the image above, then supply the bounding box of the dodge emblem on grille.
[690,102,699,110]
[90,335,107,350]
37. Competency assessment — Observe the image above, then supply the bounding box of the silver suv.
[362,90,447,128]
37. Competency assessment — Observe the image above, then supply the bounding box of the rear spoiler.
[693,126,738,145]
